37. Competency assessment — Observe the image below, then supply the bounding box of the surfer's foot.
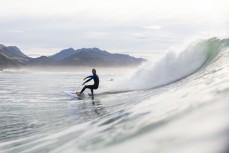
[76,92,81,96]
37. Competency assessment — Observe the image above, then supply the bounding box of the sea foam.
[109,38,229,91]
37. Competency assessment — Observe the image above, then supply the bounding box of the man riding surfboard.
[76,69,99,97]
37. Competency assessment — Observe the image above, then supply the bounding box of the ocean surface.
[0,37,229,153]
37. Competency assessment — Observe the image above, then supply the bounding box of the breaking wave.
[110,37,229,91]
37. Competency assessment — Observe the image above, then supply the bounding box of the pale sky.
[0,0,228,57]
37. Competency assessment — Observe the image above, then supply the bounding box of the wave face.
[110,38,229,91]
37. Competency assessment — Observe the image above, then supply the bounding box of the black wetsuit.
[80,74,99,95]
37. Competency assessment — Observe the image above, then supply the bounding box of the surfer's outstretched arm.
[84,75,92,80]
[82,77,92,85]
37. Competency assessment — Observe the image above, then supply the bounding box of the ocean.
[0,37,229,153]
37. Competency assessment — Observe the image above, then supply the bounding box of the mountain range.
[0,44,30,70]
[0,45,145,70]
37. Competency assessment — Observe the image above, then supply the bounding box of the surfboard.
[64,91,86,98]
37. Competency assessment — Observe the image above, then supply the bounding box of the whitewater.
[0,37,229,153]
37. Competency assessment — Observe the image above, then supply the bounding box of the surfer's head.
[92,69,96,75]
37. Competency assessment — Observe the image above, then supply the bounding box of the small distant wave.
[110,37,229,91]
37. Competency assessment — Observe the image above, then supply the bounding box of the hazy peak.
[0,44,6,49]
[49,48,76,61]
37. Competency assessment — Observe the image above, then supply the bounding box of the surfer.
[76,69,99,97]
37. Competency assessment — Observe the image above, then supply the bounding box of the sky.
[0,0,228,57]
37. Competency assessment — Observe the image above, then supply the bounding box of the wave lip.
[111,37,229,91]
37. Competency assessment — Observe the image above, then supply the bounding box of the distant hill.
[0,44,5,49]
[27,56,56,66]
[49,48,76,61]
[60,48,145,66]
[0,44,146,70]
[0,53,22,69]
[0,44,28,59]
[6,46,28,58]
[0,44,30,69]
